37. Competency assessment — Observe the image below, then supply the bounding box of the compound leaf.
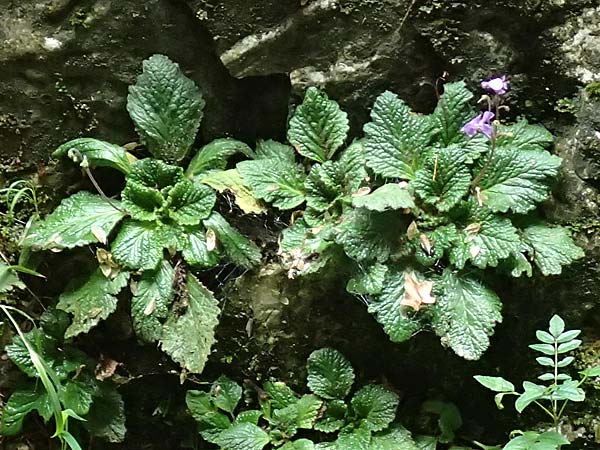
[53,138,134,174]
[432,270,502,360]
[351,384,399,432]
[57,268,129,338]
[203,212,261,269]
[521,224,584,275]
[111,220,164,270]
[23,192,125,251]
[288,87,349,162]
[131,259,175,342]
[127,54,204,163]
[307,348,355,399]
[160,274,220,373]
[473,376,515,393]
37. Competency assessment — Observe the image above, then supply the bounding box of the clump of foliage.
[186,347,425,449]
[474,314,600,450]
[234,79,584,360]
[584,81,600,99]
[21,55,261,374]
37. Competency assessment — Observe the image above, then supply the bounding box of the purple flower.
[461,111,495,139]
[481,75,509,95]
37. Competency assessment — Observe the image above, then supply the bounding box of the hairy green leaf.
[364,91,431,179]
[307,348,355,400]
[339,140,367,192]
[57,269,130,338]
[181,227,219,268]
[476,147,562,214]
[85,383,126,443]
[369,424,419,450]
[431,81,475,145]
[54,138,134,174]
[351,384,399,432]
[59,380,95,416]
[237,158,306,210]
[347,263,388,295]
[521,225,583,275]
[187,138,253,177]
[0,389,51,435]
[215,423,270,450]
[212,376,242,415]
[314,400,347,433]
[255,139,296,163]
[288,87,349,162]
[496,120,554,152]
[264,381,298,409]
[281,440,315,450]
[368,268,423,342]
[111,220,164,270]
[122,180,165,221]
[23,192,125,251]
[352,184,415,211]
[432,270,502,360]
[127,158,184,190]
[166,179,216,225]
[203,212,261,269]
[160,274,219,373]
[305,161,345,212]
[131,260,175,342]
[127,54,204,162]
[335,428,371,450]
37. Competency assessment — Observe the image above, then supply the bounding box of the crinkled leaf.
[127,54,204,163]
[59,380,95,416]
[496,120,554,152]
[203,212,261,269]
[187,138,253,177]
[0,389,51,435]
[211,376,242,415]
[335,428,371,450]
[23,192,125,251]
[339,139,368,191]
[111,220,164,270]
[347,263,388,295]
[432,270,502,360]
[53,138,134,174]
[122,180,165,221]
[369,424,419,450]
[200,169,266,214]
[255,139,296,163]
[431,81,475,145]
[166,179,216,225]
[295,395,323,428]
[281,440,315,450]
[413,145,472,212]
[264,381,298,409]
[305,161,345,212]
[57,269,129,338]
[186,390,215,420]
[85,383,126,443]
[215,423,270,450]
[364,91,431,179]
[288,87,349,162]
[351,384,399,432]
[131,260,175,342]
[352,184,415,211]
[368,268,423,342]
[450,206,520,269]
[474,376,515,393]
[237,158,306,210]
[235,411,263,425]
[307,348,355,399]
[314,400,347,432]
[521,225,584,275]
[476,147,562,214]
[335,210,404,262]
[181,227,219,269]
[159,274,219,373]
[127,158,184,190]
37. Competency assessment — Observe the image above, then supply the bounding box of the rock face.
[2,0,600,447]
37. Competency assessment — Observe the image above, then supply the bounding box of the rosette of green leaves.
[186,348,419,450]
[0,310,126,443]
[23,54,261,374]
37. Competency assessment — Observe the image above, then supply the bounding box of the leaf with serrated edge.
[166,179,216,225]
[347,263,388,295]
[131,260,175,342]
[203,212,261,269]
[339,140,368,192]
[521,225,584,275]
[200,169,266,214]
[212,376,242,415]
[431,81,475,145]
[127,54,204,162]
[369,424,419,450]
[23,192,125,251]
[288,87,349,162]
[57,269,129,338]
[432,270,502,360]
[255,139,296,163]
[215,422,270,450]
[53,138,134,174]
[111,220,164,270]
[264,381,298,409]
[305,161,345,212]
[352,184,415,211]
[181,228,219,268]
[0,389,51,435]
[160,274,219,373]
[84,383,126,443]
[307,348,355,399]
[351,384,399,432]
[364,91,431,179]
[187,138,253,177]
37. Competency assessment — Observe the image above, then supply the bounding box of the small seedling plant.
[474,314,600,450]
[21,55,261,374]
[234,78,584,361]
[186,348,423,449]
